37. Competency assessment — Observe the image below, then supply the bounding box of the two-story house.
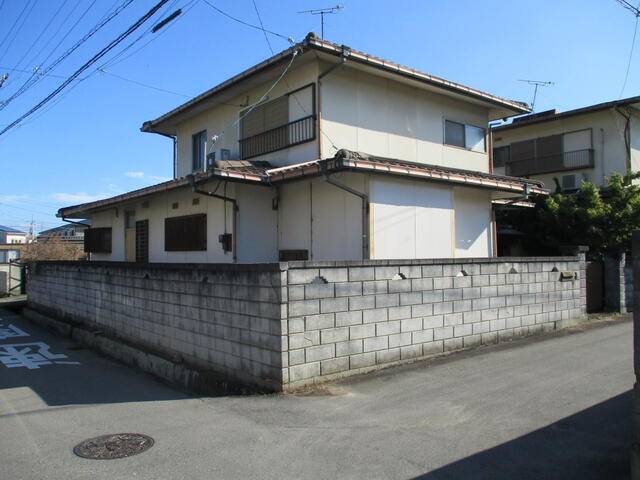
[59,33,545,263]
[491,96,640,192]
[0,225,28,244]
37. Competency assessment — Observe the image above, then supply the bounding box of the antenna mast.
[518,79,554,112]
[298,5,343,39]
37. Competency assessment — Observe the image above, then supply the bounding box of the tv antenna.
[298,5,343,39]
[518,79,554,111]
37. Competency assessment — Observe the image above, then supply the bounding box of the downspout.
[615,106,631,171]
[316,46,350,158]
[321,164,369,260]
[188,175,238,262]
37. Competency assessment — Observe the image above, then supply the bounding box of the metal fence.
[239,115,316,159]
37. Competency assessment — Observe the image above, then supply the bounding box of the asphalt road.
[0,307,633,480]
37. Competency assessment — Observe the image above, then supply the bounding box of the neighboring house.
[0,225,28,244]
[59,33,544,263]
[491,96,640,192]
[37,220,89,243]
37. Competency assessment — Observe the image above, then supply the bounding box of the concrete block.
[444,313,463,326]
[472,275,490,287]
[422,265,443,276]
[388,279,412,293]
[362,308,387,324]
[444,337,464,352]
[423,340,444,356]
[375,266,400,280]
[453,300,472,313]
[433,277,453,290]
[376,348,400,364]
[289,349,306,366]
[472,321,490,334]
[401,317,422,332]
[289,331,320,349]
[321,327,350,344]
[434,326,454,340]
[305,283,335,299]
[433,302,453,315]
[388,305,411,320]
[350,352,376,369]
[289,362,320,382]
[463,310,481,324]
[336,310,363,327]
[411,303,433,318]
[443,288,463,301]
[305,344,335,362]
[335,282,363,297]
[288,286,305,301]
[362,280,388,295]
[349,295,376,311]
[321,356,350,375]
[320,268,349,283]
[350,323,376,339]
[481,331,498,345]
[348,267,375,281]
[423,315,444,329]
[463,334,482,348]
[411,278,434,291]
[498,329,515,342]
[320,297,349,313]
[375,293,399,308]
[305,313,335,331]
[288,269,320,285]
[401,344,423,359]
[335,339,363,356]
[454,323,473,337]
[481,308,498,321]
[423,290,444,303]
[389,332,412,348]
[400,292,423,306]
[289,299,320,317]
[364,336,389,352]
[453,276,472,288]
[472,298,490,310]
[412,329,434,344]
[376,320,400,336]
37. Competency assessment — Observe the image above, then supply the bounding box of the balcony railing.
[239,115,316,160]
[505,149,594,177]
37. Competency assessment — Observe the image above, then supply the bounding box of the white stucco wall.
[453,187,493,258]
[493,108,632,189]
[319,65,491,172]
[277,172,364,261]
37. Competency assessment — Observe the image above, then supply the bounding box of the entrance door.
[124,211,136,262]
[135,220,149,263]
[586,261,604,313]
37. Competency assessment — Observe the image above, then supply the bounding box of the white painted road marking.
[0,323,30,341]
[0,342,80,369]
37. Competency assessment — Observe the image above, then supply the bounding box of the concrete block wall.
[605,252,634,313]
[27,261,286,390]
[633,232,640,479]
[282,256,586,388]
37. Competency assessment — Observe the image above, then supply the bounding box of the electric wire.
[620,13,639,97]
[0,0,171,137]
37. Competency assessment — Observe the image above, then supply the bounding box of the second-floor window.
[444,120,486,153]
[192,130,207,172]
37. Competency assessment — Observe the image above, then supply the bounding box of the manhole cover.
[73,433,154,460]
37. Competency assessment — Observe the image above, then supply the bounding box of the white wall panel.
[454,187,492,258]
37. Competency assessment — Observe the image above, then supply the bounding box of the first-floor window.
[493,146,510,168]
[165,214,207,251]
[445,120,486,152]
[192,130,207,172]
[84,227,112,253]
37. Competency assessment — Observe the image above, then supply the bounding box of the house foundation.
[26,255,586,392]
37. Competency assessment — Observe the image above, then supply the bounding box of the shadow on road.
[415,391,632,480]
[0,308,189,409]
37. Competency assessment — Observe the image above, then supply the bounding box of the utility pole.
[518,79,554,112]
[298,5,343,39]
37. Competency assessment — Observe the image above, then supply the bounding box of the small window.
[165,214,207,251]
[493,146,510,168]
[125,211,135,229]
[220,148,230,160]
[192,131,207,172]
[444,120,486,152]
[84,227,112,253]
[444,120,465,148]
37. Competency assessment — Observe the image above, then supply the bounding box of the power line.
[0,0,36,63]
[97,68,191,98]
[0,65,66,79]
[620,14,639,97]
[0,0,39,63]
[0,0,171,138]
[0,0,118,112]
[252,0,274,54]
[201,0,293,43]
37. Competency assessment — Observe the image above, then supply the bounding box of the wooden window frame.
[444,119,487,153]
[192,130,207,172]
[84,227,112,253]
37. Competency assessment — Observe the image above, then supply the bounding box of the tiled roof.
[58,150,547,218]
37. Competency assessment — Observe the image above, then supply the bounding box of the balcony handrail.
[505,148,594,176]
[506,148,594,164]
[239,115,316,160]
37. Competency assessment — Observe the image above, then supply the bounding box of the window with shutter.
[84,228,112,253]
[165,214,207,251]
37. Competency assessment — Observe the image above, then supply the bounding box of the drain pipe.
[321,165,369,259]
[615,106,631,170]
[188,175,238,262]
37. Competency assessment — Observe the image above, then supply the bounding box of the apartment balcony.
[505,149,594,177]
[239,115,316,160]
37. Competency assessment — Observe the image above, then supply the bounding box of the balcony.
[505,149,594,177]
[239,115,316,160]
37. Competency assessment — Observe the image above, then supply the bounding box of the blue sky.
[0,0,638,233]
